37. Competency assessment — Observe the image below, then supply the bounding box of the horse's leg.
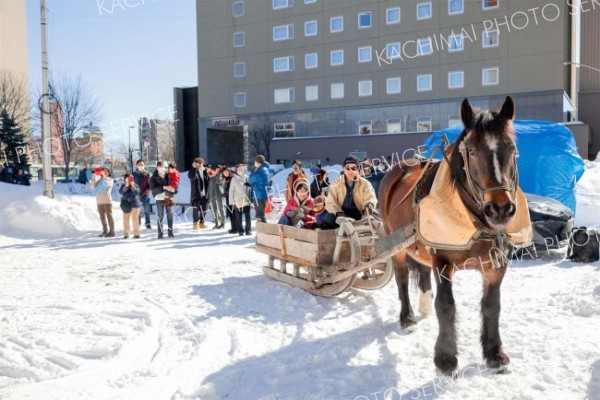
[418,263,433,317]
[481,267,510,368]
[433,257,458,375]
[393,252,416,328]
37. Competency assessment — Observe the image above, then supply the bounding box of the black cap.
[343,156,360,168]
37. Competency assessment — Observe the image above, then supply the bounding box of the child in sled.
[278,180,315,228]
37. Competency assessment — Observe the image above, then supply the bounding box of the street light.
[128,125,134,172]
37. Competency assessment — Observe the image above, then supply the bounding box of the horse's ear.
[460,98,475,130]
[500,96,515,120]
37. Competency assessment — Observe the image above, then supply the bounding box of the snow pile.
[575,159,600,227]
[0,182,119,239]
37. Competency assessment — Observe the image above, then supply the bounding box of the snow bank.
[575,159,600,227]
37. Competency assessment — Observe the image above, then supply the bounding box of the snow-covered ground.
[0,163,599,400]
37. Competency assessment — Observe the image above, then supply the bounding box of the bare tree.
[248,119,274,161]
[50,73,102,179]
[0,70,31,136]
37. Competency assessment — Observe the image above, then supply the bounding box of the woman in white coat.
[229,163,252,236]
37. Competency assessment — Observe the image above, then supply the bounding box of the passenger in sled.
[278,179,316,228]
[324,156,377,228]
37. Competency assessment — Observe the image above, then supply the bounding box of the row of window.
[233,27,499,49]
[232,0,500,19]
[232,68,500,107]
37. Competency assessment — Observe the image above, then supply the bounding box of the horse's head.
[450,96,519,229]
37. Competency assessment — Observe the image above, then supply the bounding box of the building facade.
[196,0,596,163]
[138,117,176,165]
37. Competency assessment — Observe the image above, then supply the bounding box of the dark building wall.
[579,92,600,157]
[174,87,199,170]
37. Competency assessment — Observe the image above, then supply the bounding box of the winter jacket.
[119,183,141,208]
[78,169,89,184]
[285,170,309,201]
[229,173,251,209]
[280,196,316,225]
[15,173,31,186]
[149,172,168,201]
[133,170,151,198]
[222,174,233,204]
[92,177,114,205]
[189,168,210,202]
[167,171,180,192]
[310,172,330,198]
[248,162,270,200]
[208,173,223,200]
[325,175,377,217]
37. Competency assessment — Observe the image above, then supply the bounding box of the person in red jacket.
[278,180,315,228]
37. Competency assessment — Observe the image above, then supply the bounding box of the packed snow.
[0,162,599,400]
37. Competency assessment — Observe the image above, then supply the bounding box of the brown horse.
[379,96,525,376]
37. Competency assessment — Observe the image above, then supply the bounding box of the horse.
[379,96,528,376]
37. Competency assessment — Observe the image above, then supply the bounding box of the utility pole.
[128,125,134,172]
[40,0,53,198]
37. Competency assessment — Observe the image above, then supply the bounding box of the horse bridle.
[456,133,519,212]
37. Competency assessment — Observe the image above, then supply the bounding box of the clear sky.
[27,0,197,149]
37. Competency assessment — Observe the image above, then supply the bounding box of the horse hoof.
[434,353,458,376]
[400,315,417,330]
[486,349,510,368]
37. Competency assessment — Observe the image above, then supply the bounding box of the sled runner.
[255,216,414,296]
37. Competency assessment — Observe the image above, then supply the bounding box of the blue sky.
[27,0,197,148]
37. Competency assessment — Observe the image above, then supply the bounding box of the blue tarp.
[424,120,585,213]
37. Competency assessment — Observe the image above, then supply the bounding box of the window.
[417,117,432,132]
[482,29,499,47]
[233,31,245,47]
[482,67,499,85]
[305,85,318,101]
[304,20,317,36]
[234,92,246,108]
[234,62,246,78]
[304,0,316,3]
[330,49,344,66]
[274,87,295,104]
[386,7,401,24]
[448,0,463,14]
[386,42,402,60]
[331,83,344,99]
[330,16,343,33]
[417,38,433,56]
[358,46,372,63]
[358,80,372,97]
[387,77,401,94]
[387,118,402,133]
[358,12,372,29]
[417,2,432,20]
[274,56,294,72]
[448,115,461,127]
[305,53,318,69]
[274,122,295,138]
[448,71,464,89]
[233,1,244,17]
[448,33,464,52]
[483,0,499,10]
[273,0,293,10]
[273,24,294,41]
[417,74,432,91]
[359,120,372,135]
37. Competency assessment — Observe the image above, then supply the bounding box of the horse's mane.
[448,108,515,186]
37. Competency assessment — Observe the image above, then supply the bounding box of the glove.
[335,212,344,217]
[286,210,298,219]
[294,220,304,228]
[365,203,375,213]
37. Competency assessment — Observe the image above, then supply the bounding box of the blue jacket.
[119,184,141,208]
[248,162,270,200]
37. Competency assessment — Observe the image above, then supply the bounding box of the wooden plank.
[256,234,336,265]
[262,266,317,291]
[278,225,287,257]
[255,244,318,267]
[268,256,274,269]
[256,222,336,244]
[293,263,300,277]
[280,258,287,274]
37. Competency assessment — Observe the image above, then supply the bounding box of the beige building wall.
[0,0,29,82]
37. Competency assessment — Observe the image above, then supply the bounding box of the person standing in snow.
[189,157,210,229]
[150,161,174,239]
[119,173,141,239]
[133,159,152,229]
[221,166,238,234]
[208,165,225,229]
[230,163,252,235]
[91,167,115,237]
[248,155,270,223]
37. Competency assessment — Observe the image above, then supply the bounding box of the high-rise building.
[138,118,176,165]
[195,0,599,162]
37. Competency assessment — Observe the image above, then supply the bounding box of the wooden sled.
[255,216,415,297]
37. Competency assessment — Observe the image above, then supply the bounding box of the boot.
[145,223,151,229]
[168,229,174,238]
[157,231,163,239]
[198,222,207,229]
[193,223,200,229]
[105,232,115,238]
